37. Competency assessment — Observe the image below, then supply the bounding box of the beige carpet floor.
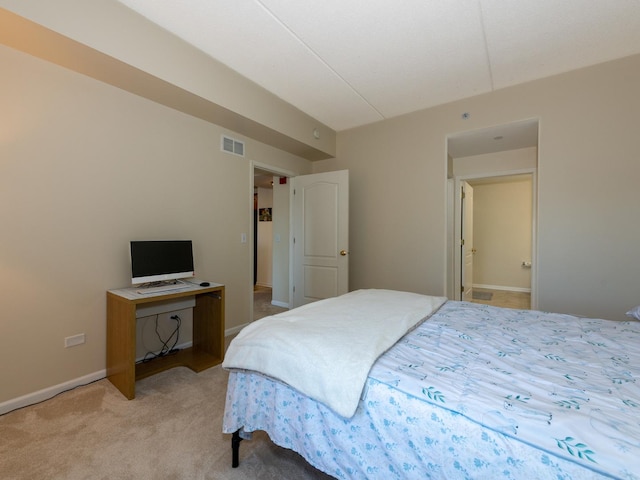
[253,286,287,321]
[0,364,334,479]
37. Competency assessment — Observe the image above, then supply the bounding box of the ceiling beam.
[0,6,335,160]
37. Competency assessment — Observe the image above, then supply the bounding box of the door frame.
[452,168,538,308]
[250,161,296,321]
[460,181,474,302]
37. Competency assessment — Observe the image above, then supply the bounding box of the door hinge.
[461,285,464,293]
[461,189,466,200]
[461,238,465,246]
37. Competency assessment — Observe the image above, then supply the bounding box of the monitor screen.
[130,240,194,285]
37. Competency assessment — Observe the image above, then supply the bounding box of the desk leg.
[193,290,225,361]
[106,294,136,399]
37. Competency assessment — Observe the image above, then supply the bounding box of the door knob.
[340,250,348,256]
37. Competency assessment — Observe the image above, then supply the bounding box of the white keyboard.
[136,282,191,295]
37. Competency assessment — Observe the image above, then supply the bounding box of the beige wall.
[453,147,538,177]
[0,44,311,404]
[315,53,640,322]
[471,178,533,290]
[2,2,640,409]
[0,2,336,160]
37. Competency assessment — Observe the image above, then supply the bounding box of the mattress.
[223,289,447,418]
[223,300,640,479]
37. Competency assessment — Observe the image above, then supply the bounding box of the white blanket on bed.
[222,289,447,418]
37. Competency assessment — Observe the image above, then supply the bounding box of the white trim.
[445,177,455,299]
[251,160,297,315]
[452,168,537,305]
[0,370,106,416]
[226,323,250,337]
[271,300,289,308]
[456,168,535,182]
[0,322,274,415]
[473,283,531,293]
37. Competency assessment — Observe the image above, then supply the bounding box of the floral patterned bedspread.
[223,301,640,479]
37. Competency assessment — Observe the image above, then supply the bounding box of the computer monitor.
[130,240,194,285]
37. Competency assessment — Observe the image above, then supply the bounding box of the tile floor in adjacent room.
[253,286,531,316]
[471,287,531,310]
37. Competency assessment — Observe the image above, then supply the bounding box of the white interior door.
[462,181,474,301]
[292,170,349,307]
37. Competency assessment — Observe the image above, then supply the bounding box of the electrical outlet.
[65,333,85,348]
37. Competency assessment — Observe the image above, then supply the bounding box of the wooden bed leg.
[231,429,243,468]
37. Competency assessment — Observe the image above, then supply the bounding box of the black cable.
[140,314,181,363]
[168,314,181,352]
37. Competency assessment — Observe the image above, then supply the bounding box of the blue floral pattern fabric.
[223,301,640,479]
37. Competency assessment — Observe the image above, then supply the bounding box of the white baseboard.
[473,283,531,293]
[271,300,289,308]
[225,324,250,337]
[0,370,106,416]
[1,327,256,416]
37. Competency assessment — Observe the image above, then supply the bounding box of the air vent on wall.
[221,135,245,157]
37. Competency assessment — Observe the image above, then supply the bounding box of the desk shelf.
[136,348,221,380]
[106,283,225,399]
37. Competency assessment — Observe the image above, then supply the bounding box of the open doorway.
[252,163,293,321]
[250,164,350,320]
[460,173,534,309]
[447,119,539,309]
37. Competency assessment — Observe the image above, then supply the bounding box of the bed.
[222,289,640,479]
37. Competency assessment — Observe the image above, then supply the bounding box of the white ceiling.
[117,0,640,135]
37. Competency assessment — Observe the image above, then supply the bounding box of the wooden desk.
[106,283,225,399]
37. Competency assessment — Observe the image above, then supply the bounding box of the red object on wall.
[279,177,287,184]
